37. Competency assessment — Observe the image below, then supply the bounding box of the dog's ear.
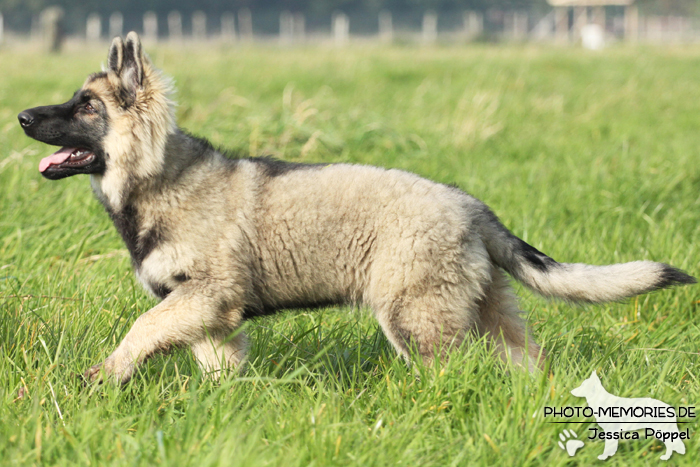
[121,31,145,90]
[108,36,124,75]
[591,370,599,381]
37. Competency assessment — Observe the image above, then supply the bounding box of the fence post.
[464,11,483,39]
[530,11,553,41]
[422,11,437,44]
[555,7,568,43]
[379,10,392,43]
[280,11,293,44]
[168,11,182,41]
[332,12,349,46]
[625,5,638,42]
[109,12,123,38]
[592,6,605,29]
[143,11,158,41]
[647,16,662,42]
[293,13,305,42]
[0,13,3,45]
[192,11,206,40]
[513,12,528,40]
[221,12,236,42]
[41,7,64,53]
[86,13,101,42]
[31,15,41,42]
[504,11,514,39]
[573,6,587,41]
[239,8,253,42]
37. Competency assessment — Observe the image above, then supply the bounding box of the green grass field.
[1,43,698,466]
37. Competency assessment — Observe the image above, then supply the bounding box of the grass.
[0,43,699,466]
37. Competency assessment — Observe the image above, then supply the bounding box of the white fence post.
[143,11,158,41]
[192,11,206,40]
[592,6,605,29]
[280,10,293,44]
[625,5,638,42]
[555,7,568,43]
[573,6,587,41]
[293,13,305,42]
[464,11,483,39]
[109,12,123,38]
[647,16,662,42]
[221,12,236,42]
[422,11,437,44]
[514,12,528,40]
[332,12,349,46]
[239,8,253,42]
[168,11,182,41]
[41,7,64,52]
[531,10,555,41]
[504,11,514,38]
[0,13,3,45]
[86,13,101,42]
[379,10,392,43]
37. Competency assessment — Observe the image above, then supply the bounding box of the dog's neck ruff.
[92,104,176,212]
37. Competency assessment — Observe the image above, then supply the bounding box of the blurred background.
[1,0,699,50]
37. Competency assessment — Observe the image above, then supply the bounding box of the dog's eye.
[85,102,95,113]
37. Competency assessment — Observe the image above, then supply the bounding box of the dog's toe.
[84,364,104,384]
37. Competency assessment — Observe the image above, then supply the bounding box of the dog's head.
[18,32,174,181]
[570,370,603,398]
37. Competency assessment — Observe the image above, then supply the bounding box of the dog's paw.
[558,429,584,457]
[83,363,105,384]
[83,356,134,385]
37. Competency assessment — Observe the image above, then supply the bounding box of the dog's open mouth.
[39,147,96,174]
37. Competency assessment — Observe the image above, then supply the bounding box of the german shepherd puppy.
[18,33,694,383]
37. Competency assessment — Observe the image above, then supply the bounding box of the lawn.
[0,42,698,466]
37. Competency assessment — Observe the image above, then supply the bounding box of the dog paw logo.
[558,429,584,457]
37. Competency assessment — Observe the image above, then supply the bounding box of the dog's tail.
[476,206,695,303]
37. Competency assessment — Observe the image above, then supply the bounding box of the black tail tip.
[657,264,696,289]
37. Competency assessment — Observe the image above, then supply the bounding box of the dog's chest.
[136,245,193,300]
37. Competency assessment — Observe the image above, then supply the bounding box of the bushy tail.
[476,208,695,303]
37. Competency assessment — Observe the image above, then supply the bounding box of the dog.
[18,32,695,383]
[571,371,686,460]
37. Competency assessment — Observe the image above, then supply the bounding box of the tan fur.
[476,267,544,372]
[33,33,687,384]
[88,158,535,382]
[88,32,176,211]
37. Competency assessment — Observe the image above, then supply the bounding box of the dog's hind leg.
[372,294,472,365]
[476,267,545,372]
[369,233,491,365]
[375,297,467,366]
[190,331,248,378]
[370,271,484,365]
[660,435,686,460]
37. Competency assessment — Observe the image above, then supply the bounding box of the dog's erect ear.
[591,370,599,381]
[108,36,124,74]
[121,32,145,90]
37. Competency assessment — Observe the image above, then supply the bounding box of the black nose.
[18,111,34,128]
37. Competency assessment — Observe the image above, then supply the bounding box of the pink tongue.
[39,147,75,172]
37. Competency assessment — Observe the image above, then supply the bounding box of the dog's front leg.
[191,331,249,378]
[85,286,240,384]
[597,436,619,460]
